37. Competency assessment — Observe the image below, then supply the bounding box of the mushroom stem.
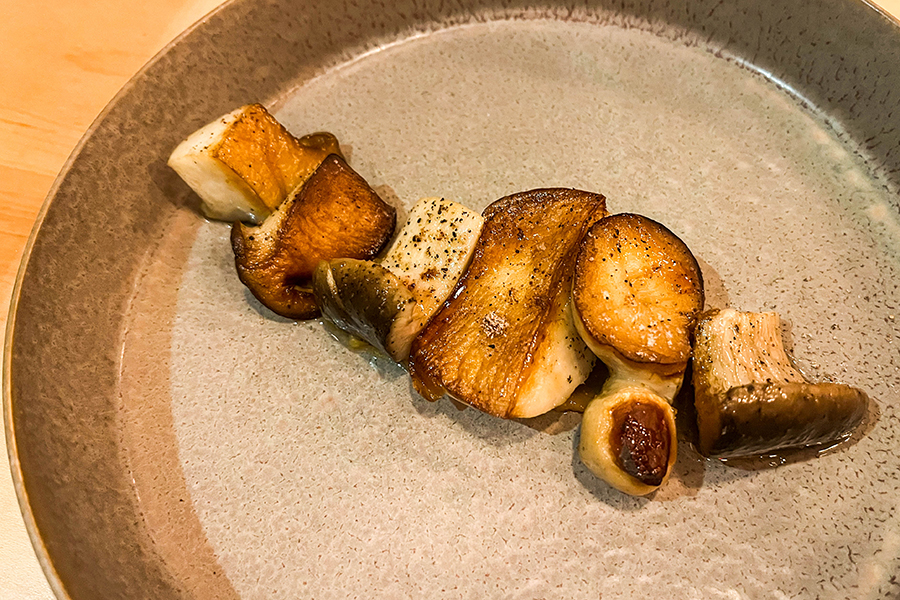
[692,309,868,458]
[571,213,704,495]
[579,377,678,495]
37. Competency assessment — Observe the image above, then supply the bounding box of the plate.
[6,0,900,598]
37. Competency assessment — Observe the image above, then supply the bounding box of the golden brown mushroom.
[231,154,395,319]
[408,188,608,419]
[168,103,342,223]
[572,213,704,495]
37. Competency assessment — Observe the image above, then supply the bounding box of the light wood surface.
[0,2,226,597]
[1,1,898,598]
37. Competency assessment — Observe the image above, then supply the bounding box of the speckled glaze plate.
[6,0,900,598]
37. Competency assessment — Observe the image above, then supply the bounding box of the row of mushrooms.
[168,104,868,496]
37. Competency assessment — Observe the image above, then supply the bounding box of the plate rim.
[5,0,900,597]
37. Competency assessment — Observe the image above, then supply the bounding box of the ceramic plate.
[6,0,900,598]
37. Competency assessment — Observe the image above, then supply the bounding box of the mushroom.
[168,103,342,223]
[692,308,868,458]
[231,154,395,320]
[572,213,704,495]
[408,188,608,419]
[380,196,485,323]
[312,259,425,362]
[312,197,484,362]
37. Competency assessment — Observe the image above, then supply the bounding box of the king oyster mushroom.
[231,154,395,320]
[168,103,342,223]
[692,308,868,458]
[572,213,704,496]
[408,188,608,419]
[312,259,425,362]
[312,197,484,362]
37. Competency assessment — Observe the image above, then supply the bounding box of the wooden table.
[0,2,226,597]
[1,1,898,597]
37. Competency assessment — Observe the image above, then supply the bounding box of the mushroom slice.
[408,188,608,419]
[168,103,342,223]
[231,154,396,320]
[579,386,677,496]
[572,213,704,495]
[381,197,484,320]
[312,259,425,362]
[692,308,868,458]
[313,197,484,363]
[572,213,704,376]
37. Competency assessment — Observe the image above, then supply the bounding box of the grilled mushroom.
[312,259,425,361]
[313,197,484,362]
[409,188,608,419]
[232,154,395,320]
[572,213,704,495]
[380,197,484,321]
[168,103,342,223]
[692,308,868,458]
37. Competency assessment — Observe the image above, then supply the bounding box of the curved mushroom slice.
[409,188,608,419]
[312,259,425,362]
[313,197,484,363]
[168,103,342,223]
[692,308,868,458]
[572,213,704,376]
[572,213,704,495]
[231,154,395,320]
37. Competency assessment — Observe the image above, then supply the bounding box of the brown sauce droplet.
[610,401,670,486]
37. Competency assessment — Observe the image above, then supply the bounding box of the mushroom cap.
[572,213,704,375]
[692,308,869,458]
[231,154,396,320]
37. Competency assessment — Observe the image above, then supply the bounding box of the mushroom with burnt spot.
[572,213,704,496]
[409,188,608,419]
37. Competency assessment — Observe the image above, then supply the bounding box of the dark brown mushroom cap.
[312,259,424,362]
[692,308,869,458]
[231,154,395,319]
[696,381,868,458]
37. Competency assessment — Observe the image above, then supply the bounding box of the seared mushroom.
[572,213,704,495]
[312,259,425,362]
[232,154,395,320]
[692,308,868,458]
[580,386,678,493]
[168,103,342,223]
[381,197,484,320]
[313,197,484,362]
[409,188,608,419]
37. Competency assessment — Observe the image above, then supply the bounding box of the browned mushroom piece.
[580,387,678,493]
[168,103,342,223]
[692,308,868,458]
[312,197,484,363]
[312,259,425,361]
[408,188,608,419]
[231,154,395,320]
[572,213,704,496]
